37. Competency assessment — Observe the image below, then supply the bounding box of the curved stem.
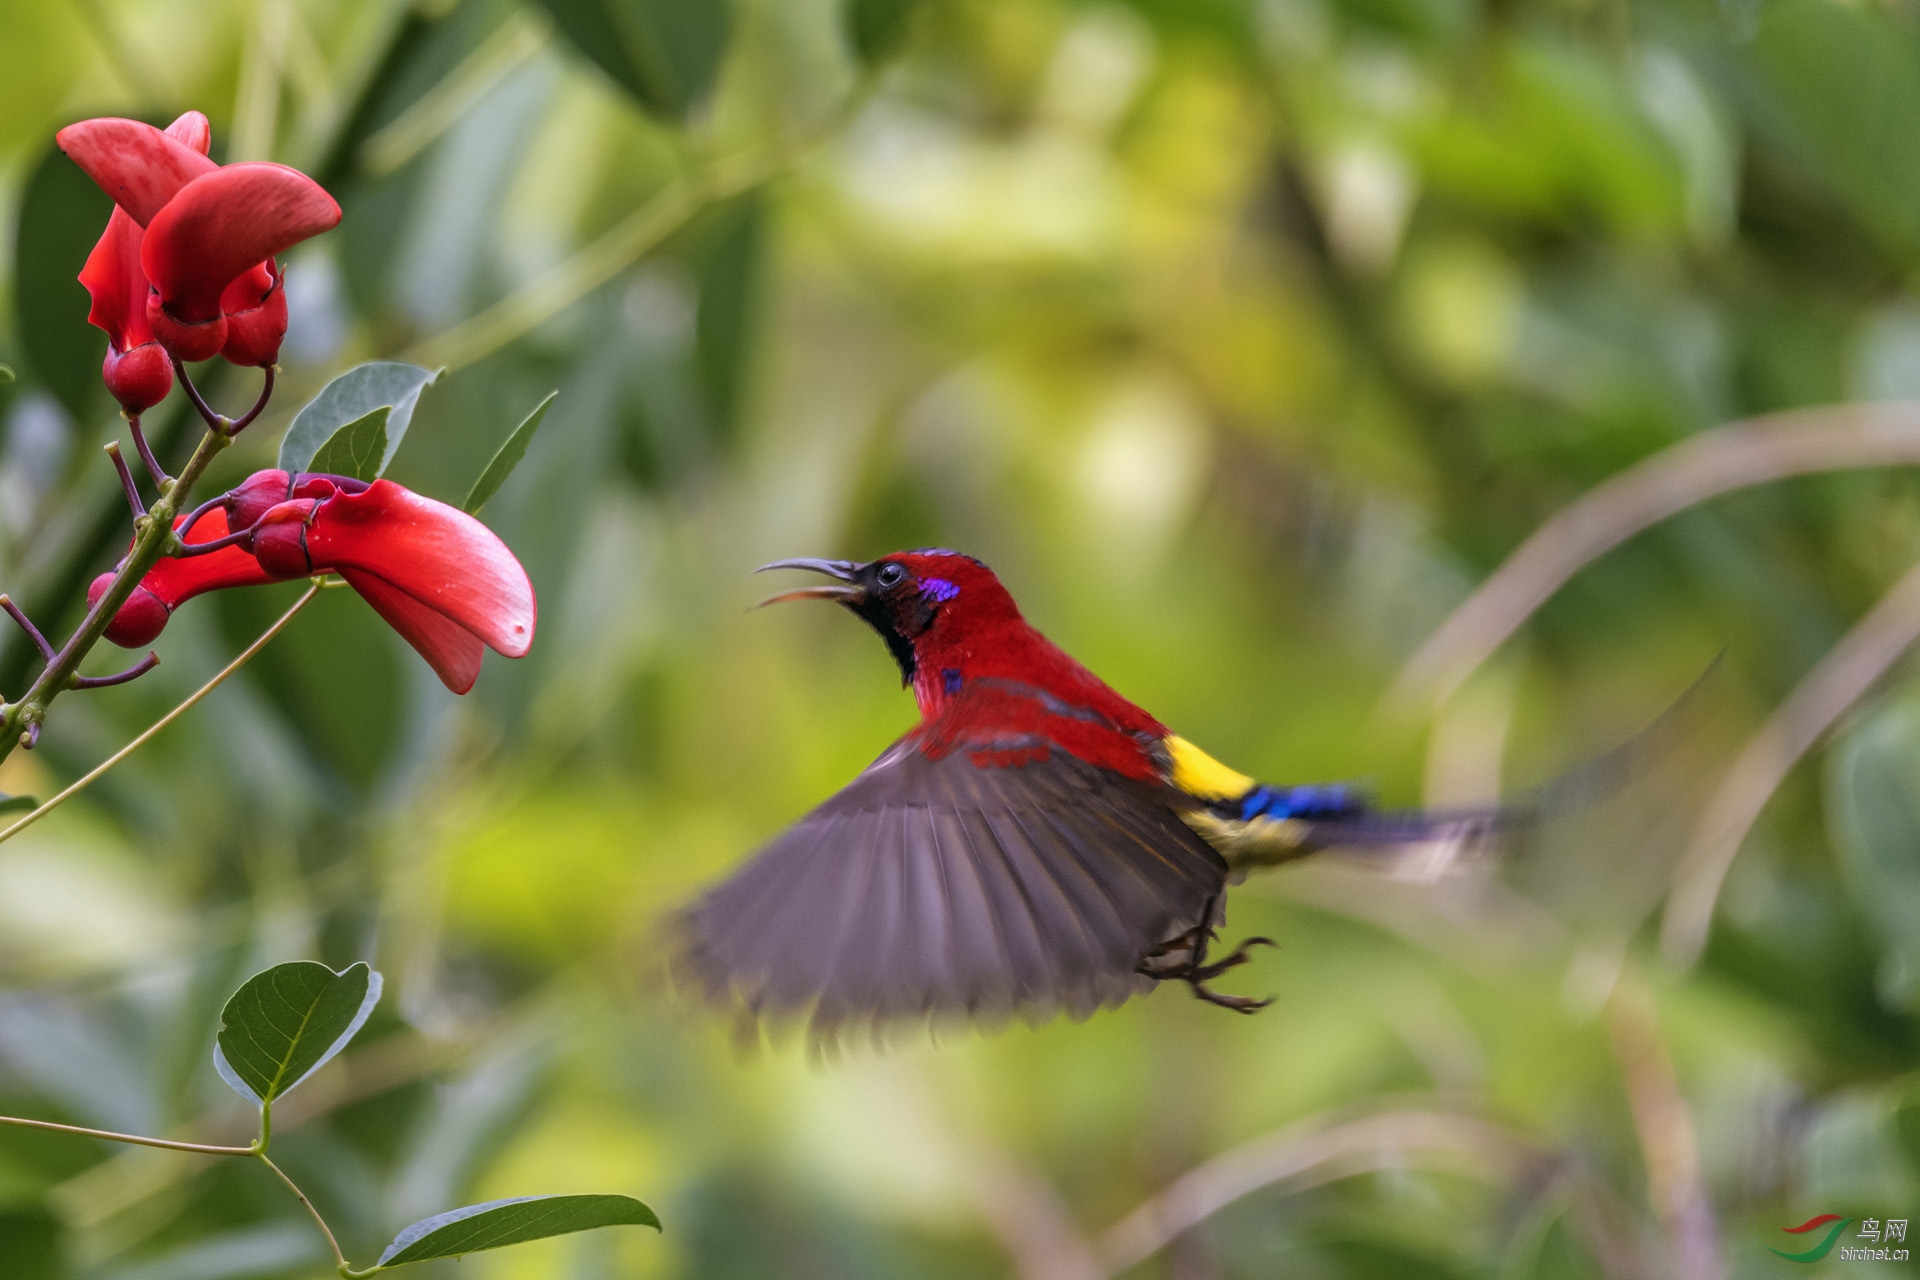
[255,1149,351,1272]
[72,652,159,689]
[176,494,227,542]
[173,359,228,433]
[172,528,254,556]
[0,1113,252,1156]
[1386,402,1920,716]
[0,581,320,846]
[1660,552,1920,968]
[105,443,145,517]
[128,413,168,486]
[228,365,277,435]
[0,596,55,662]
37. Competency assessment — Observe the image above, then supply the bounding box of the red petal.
[140,508,279,607]
[141,164,341,323]
[303,481,536,658]
[217,262,288,367]
[78,206,151,353]
[340,569,486,694]
[56,117,216,226]
[164,111,210,155]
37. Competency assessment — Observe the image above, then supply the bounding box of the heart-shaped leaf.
[279,363,438,477]
[0,793,35,815]
[374,1195,659,1268]
[463,391,556,514]
[308,407,391,483]
[213,961,382,1110]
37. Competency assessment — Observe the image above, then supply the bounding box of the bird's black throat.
[844,593,937,687]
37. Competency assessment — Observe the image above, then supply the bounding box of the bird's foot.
[1137,909,1275,1014]
[1189,983,1274,1015]
[1192,935,1274,983]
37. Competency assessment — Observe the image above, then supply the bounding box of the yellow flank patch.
[1164,734,1256,801]
[1180,809,1315,869]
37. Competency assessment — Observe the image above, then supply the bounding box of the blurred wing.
[674,736,1227,1033]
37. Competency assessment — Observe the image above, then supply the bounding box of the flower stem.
[0,581,320,846]
[255,1148,352,1272]
[0,423,234,766]
[105,443,146,517]
[128,412,169,486]
[0,1113,253,1156]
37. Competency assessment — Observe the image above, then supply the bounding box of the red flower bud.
[101,326,173,413]
[90,575,170,648]
[223,469,368,532]
[247,500,321,580]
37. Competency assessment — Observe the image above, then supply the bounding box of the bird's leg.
[1137,894,1275,1014]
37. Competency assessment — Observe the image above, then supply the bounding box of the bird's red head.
[758,548,1168,738]
[757,550,1024,693]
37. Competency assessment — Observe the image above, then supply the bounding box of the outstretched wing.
[673,734,1227,1034]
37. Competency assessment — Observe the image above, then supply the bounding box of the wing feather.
[672,730,1225,1033]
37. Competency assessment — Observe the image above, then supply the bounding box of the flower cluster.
[60,112,341,410]
[91,471,536,694]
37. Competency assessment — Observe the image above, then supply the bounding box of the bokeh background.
[2,0,1919,1274]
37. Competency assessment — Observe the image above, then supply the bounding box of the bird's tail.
[1178,652,1721,873]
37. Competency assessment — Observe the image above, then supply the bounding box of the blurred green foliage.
[3,0,1920,1275]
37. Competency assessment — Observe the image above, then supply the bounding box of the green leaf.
[12,138,113,420]
[212,961,382,1110]
[0,1209,62,1280]
[375,1195,659,1268]
[531,0,730,119]
[1827,698,1920,1007]
[0,793,35,815]
[463,391,556,514]
[1752,0,1920,262]
[845,0,925,64]
[308,407,392,483]
[278,362,438,477]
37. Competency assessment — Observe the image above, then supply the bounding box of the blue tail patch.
[1237,784,1364,822]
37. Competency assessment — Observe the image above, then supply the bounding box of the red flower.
[89,507,275,647]
[59,114,340,367]
[92,471,535,693]
[74,112,210,411]
[243,478,537,693]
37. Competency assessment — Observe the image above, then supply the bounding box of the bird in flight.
[675,550,1505,1038]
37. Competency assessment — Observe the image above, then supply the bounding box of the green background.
[1,0,1918,1274]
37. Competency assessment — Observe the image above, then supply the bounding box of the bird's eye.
[875,563,907,589]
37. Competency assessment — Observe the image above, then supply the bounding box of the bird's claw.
[1189,985,1274,1015]
[1192,935,1274,982]
[1137,899,1274,1014]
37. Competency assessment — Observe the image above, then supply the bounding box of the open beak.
[753,557,863,608]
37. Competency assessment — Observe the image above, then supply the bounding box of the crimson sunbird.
[675,550,1504,1033]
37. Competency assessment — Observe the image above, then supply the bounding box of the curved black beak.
[753,557,864,608]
